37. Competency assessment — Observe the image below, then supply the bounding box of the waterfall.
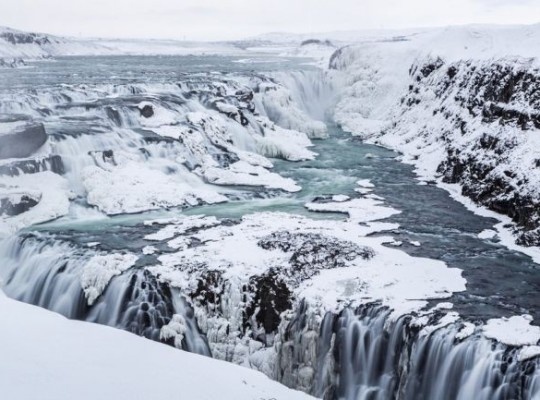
[0,234,211,356]
[277,303,540,400]
[1,233,538,400]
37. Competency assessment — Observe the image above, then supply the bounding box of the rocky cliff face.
[329,27,540,249]
[387,58,540,246]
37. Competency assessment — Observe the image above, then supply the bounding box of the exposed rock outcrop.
[398,58,540,246]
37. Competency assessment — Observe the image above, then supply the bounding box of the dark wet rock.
[191,270,223,309]
[0,155,64,176]
[89,150,116,166]
[244,270,292,335]
[328,46,351,70]
[258,231,374,281]
[212,152,240,168]
[104,106,122,126]
[0,123,47,160]
[0,193,40,216]
[134,128,176,144]
[139,104,154,118]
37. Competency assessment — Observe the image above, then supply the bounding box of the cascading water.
[276,304,540,400]
[0,233,212,356]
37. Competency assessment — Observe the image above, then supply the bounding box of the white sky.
[3,0,540,41]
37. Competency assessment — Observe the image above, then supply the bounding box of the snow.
[0,172,73,237]
[478,229,498,240]
[519,346,540,362]
[356,179,375,188]
[254,124,317,161]
[418,312,460,337]
[144,215,221,241]
[142,245,157,255]
[201,161,301,192]
[332,194,350,202]
[305,197,401,223]
[483,315,540,347]
[149,210,465,318]
[0,26,246,60]
[82,161,227,215]
[456,322,476,341]
[80,253,138,305]
[0,290,313,400]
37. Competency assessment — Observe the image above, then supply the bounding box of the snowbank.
[0,290,313,400]
[483,315,540,347]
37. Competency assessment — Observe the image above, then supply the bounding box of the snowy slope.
[0,290,312,400]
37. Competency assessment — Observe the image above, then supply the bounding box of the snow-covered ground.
[0,290,312,400]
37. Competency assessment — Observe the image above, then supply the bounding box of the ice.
[80,253,138,305]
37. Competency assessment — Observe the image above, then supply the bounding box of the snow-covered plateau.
[0,23,540,400]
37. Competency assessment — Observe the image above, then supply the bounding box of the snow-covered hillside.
[330,24,540,248]
[0,291,312,400]
[0,26,245,61]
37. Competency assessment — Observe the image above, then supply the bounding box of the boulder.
[139,104,154,118]
[0,123,47,160]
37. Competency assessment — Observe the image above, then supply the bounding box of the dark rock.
[0,31,52,46]
[258,231,374,281]
[0,194,39,216]
[244,270,292,334]
[411,59,540,247]
[301,39,334,47]
[88,150,117,167]
[191,270,223,308]
[0,123,48,160]
[139,104,154,118]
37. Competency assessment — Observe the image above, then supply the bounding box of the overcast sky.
[3,0,540,41]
